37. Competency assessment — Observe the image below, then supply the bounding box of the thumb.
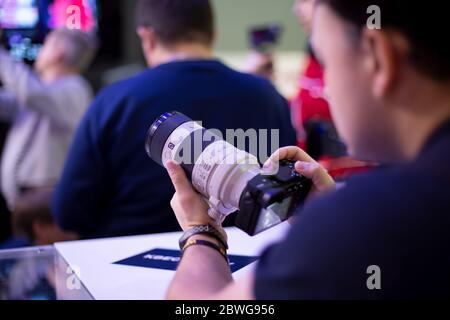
[295,161,335,192]
[165,161,195,195]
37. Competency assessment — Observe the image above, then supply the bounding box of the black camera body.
[237,160,312,235]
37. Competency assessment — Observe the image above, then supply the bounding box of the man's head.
[135,0,215,66]
[311,0,450,162]
[35,28,98,76]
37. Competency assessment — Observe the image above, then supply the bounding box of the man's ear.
[360,28,408,98]
[137,26,157,51]
[137,26,157,66]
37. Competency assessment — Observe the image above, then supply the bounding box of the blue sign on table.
[114,249,258,273]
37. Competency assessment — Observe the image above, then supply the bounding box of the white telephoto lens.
[161,121,204,167]
[193,140,260,217]
[160,121,261,219]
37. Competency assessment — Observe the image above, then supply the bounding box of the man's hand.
[166,161,227,239]
[264,146,336,196]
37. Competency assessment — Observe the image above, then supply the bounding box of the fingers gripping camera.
[146,112,312,236]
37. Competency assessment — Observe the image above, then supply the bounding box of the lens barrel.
[145,111,192,166]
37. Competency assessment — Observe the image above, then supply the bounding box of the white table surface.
[54,223,290,300]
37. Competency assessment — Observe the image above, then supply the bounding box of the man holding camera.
[164,0,450,299]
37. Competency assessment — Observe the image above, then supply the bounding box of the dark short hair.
[135,0,214,46]
[317,0,450,81]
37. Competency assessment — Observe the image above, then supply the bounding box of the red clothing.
[290,55,374,179]
[291,55,331,148]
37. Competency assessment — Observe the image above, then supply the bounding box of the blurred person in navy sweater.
[52,0,296,239]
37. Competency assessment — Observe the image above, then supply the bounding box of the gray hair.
[50,28,99,72]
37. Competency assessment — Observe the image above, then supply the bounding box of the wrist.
[189,234,221,246]
[179,224,228,251]
[181,236,229,264]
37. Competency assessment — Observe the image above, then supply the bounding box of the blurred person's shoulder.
[92,61,286,113]
[52,74,93,98]
[302,119,450,227]
[326,166,447,217]
[300,143,450,236]
[94,69,155,102]
[85,69,156,118]
[285,149,450,273]
[220,63,284,99]
[256,155,450,298]
[292,120,450,254]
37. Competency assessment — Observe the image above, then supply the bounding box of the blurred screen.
[0,0,40,29]
[254,196,293,234]
[0,0,98,62]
